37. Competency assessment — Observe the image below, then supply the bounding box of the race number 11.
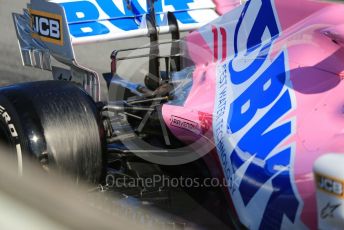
[212,26,227,62]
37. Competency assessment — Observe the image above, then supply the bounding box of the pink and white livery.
[11,0,344,229]
[166,0,344,229]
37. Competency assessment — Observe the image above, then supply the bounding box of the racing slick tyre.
[0,81,106,183]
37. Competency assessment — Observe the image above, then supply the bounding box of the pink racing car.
[5,0,344,229]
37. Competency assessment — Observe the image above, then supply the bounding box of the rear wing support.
[110,13,182,92]
[143,0,182,91]
[145,0,160,91]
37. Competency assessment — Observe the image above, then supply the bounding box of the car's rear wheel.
[0,81,106,183]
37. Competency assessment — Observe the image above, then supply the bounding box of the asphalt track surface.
[0,1,230,229]
[0,1,47,85]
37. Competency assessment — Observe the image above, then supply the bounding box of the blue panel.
[218,0,301,228]
[61,1,110,37]
[228,52,286,133]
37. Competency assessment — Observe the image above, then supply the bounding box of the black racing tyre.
[0,81,106,183]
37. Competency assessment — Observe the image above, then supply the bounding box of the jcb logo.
[316,174,344,197]
[30,10,63,46]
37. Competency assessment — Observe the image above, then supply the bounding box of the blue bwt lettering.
[60,0,198,38]
[223,0,300,229]
[61,1,110,37]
